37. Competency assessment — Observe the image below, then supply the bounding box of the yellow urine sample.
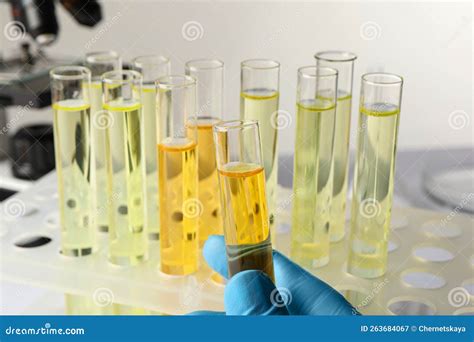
[158,140,198,275]
[104,100,147,266]
[329,93,352,242]
[141,85,160,240]
[187,117,222,247]
[291,99,336,269]
[90,81,110,233]
[219,162,274,281]
[348,103,400,278]
[53,99,95,255]
[240,90,279,240]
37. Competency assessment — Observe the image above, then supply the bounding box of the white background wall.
[1,1,472,153]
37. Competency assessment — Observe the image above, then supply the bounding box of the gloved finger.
[203,235,357,316]
[188,310,225,315]
[203,235,228,278]
[225,270,289,315]
[273,251,357,316]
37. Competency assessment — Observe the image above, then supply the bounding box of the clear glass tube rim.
[314,50,358,63]
[85,50,120,64]
[101,69,143,85]
[298,66,338,79]
[156,74,196,89]
[241,59,280,70]
[213,119,259,133]
[185,58,224,71]
[362,72,403,86]
[132,54,170,68]
[50,66,91,81]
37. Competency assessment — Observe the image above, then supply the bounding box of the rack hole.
[422,220,461,238]
[461,279,474,296]
[15,235,52,248]
[2,201,38,221]
[413,246,454,262]
[388,240,399,252]
[391,215,408,230]
[401,270,446,289]
[388,298,435,315]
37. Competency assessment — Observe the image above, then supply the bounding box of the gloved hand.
[192,235,358,316]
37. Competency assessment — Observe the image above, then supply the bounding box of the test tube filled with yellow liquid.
[213,120,275,281]
[347,73,403,278]
[102,70,148,266]
[50,66,96,314]
[85,51,122,234]
[157,75,199,275]
[315,51,357,242]
[291,66,338,269]
[185,59,224,247]
[132,55,171,241]
[51,66,95,256]
[240,60,280,242]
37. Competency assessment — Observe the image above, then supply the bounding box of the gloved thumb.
[224,270,290,315]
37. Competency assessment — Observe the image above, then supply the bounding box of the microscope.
[0,0,102,178]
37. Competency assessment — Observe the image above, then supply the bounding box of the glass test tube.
[85,51,122,233]
[347,73,403,278]
[102,70,147,266]
[50,66,95,256]
[315,51,357,242]
[213,120,275,281]
[157,75,199,275]
[51,66,98,315]
[185,59,224,247]
[132,55,171,240]
[291,66,338,269]
[240,59,280,242]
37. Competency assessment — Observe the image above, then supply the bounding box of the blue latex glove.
[193,235,358,316]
